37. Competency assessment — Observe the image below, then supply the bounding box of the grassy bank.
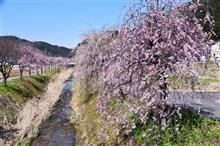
[133,109,220,146]
[0,69,60,124]
[71,81,220,146]
[71,81,118,146]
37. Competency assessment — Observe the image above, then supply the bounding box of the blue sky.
[0,0,130,48]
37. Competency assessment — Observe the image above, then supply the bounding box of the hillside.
[33,41,71,57]
[0,36,72,57]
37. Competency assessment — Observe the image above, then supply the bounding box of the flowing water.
[31,76,76,146]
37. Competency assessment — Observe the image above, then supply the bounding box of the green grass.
[203,78,220,85]
[132,109,220,146]
[0,69,60,102]
[14,138,32,146]
[71,81,118,146]
[0,69,60,123]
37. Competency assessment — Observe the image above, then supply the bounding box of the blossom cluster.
[74,0,213,142]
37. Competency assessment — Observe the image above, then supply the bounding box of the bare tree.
[0,38,20,86]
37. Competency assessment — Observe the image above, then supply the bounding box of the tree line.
[0,38,70,86]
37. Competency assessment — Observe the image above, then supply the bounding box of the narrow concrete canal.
[31,76,75,146]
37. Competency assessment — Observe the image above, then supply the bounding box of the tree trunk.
[37,66,39,75]
[20,69,23,79]
[19,65,24,80]
[3,76,7,87]
[41,66,43,74]
[203,59,208,75]
[29,64,32,77]
[0,66,12,87]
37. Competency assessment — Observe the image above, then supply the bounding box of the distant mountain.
[0,36,72,57]
[33,41,72,57]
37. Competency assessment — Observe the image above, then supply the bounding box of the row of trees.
[0,38,70,86]
[74,0,213,144]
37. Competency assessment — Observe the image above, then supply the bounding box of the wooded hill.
[0,36,72,57]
